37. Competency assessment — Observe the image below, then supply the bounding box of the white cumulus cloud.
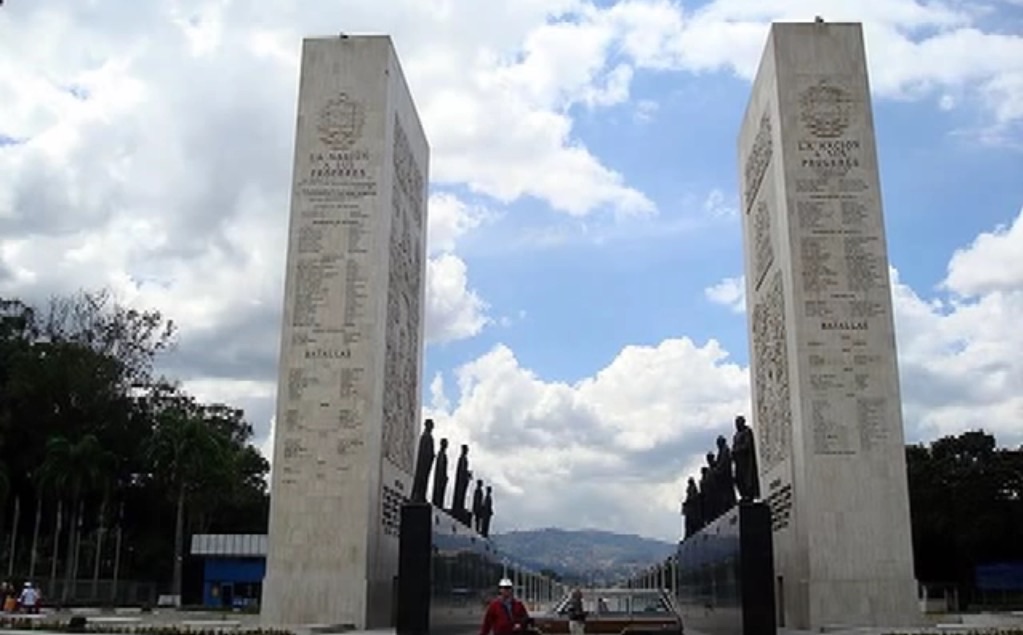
[436,205,1023,540]
[426,253,490,344]
[704,276,746,313]
[3,0,1023,540]
[427,193,490,255]
[943,206,1023,296]
[424,338,750,539]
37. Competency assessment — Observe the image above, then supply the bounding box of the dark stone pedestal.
[676,501,776,635]
[397,503,432,635]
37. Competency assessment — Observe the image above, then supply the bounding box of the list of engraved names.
[794,75,892,457]
[280,92,377,485]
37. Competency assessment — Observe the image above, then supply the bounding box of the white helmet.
[498,578,513,588]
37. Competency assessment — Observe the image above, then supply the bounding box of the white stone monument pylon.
[738,22,919,630]
[261,35,429,629]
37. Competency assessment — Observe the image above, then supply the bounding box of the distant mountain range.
[490,528,677,583]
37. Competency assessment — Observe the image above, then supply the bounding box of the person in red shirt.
[480,578,532,635]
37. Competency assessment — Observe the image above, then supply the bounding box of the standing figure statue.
[431,438,449,508]
[410,419,435,502]
[732,415,761,501]
[451,444,471,519]
[702,453,719,522]
[715,435,737,513]
[682,477,701,539]
[480,486,494,538]
[471,479,485,532]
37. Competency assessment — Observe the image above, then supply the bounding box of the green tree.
[0,291,268,604]
[146,388,230,602]
[40,434,111,602]
[907,430,1023,606]
[39,289,175,387]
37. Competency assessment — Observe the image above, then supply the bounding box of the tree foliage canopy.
[0,291,268,601]
[907,430,1023,601]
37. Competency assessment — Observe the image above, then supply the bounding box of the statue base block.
[677,501,776,635]
[396,503,432,635]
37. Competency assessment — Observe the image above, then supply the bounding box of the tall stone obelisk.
[738,22,918,629]
[261,36,429,629]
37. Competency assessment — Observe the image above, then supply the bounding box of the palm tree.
[29,465,55,580]
[6,495,20,578]
[47,500,62,598]
[40,435,107,603]
[0,463,8,558]
[147,394,227,603]
[28,488,42,579]
[89,478,116,600]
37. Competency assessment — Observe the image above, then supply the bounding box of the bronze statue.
[471,479,484,532]
[695,462,712,527]
[732,415,760,501]
[480,485,493,537]
[682,477,701,538]
[716,435,737,512]
[431,438,449,508]
[701,453,718,522]
[410,419,435,502]
[451,444,471,516]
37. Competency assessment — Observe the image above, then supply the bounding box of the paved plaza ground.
[2,608,1023,635]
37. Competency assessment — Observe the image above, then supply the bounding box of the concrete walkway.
[770,612,1023,635]
[7,609,1023,635]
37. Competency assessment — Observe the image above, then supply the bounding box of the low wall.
[676,501,776,635]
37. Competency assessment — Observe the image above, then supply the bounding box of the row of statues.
[411,419,495,537]
[682,415,761,538]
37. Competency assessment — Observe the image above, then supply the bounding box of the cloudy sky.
[2,0,1022,542]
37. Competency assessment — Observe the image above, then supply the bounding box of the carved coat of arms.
[316,92,366,150]
[799,81,853,139]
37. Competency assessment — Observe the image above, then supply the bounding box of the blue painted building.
[975,562,1023,607]
[189,534,267,608]
[976,562,1023,591]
